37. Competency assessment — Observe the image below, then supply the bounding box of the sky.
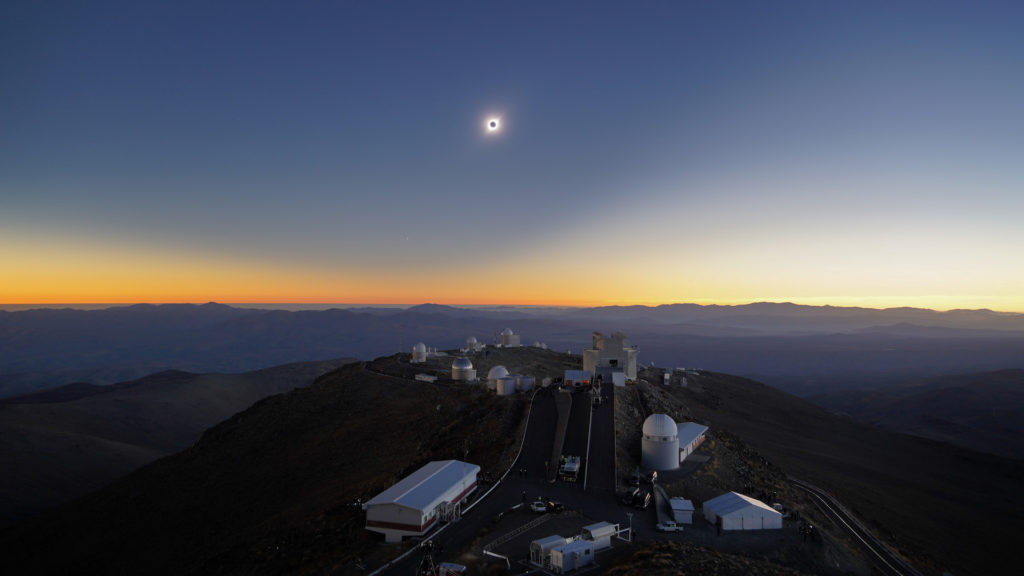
[2,1,1023,311]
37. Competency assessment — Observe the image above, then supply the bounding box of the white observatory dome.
[501,328,514,336]
[411,342,428,363]
[642,413,680,471]
[643,413,678,438]
[487,365,510,380]
[451,357,476,381]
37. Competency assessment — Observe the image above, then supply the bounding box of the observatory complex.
[583,331,638,381]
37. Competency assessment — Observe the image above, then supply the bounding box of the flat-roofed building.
[363,460,479,542]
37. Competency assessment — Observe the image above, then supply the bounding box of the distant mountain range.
[2,302,1023,399]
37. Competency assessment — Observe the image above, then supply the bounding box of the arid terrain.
[2,347,1020,576]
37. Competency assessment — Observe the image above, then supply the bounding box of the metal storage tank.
[516,375,535,392]
[641,413,680,471]
[451,357,477,381]
[496,376,517,395]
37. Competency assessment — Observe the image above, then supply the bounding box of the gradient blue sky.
[3,1,1023,309]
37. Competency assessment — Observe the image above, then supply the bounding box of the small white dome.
[413,342,427,353]
[501,328,514,336]
[467,336,478,344]
[452,357,473,370]
[643,413,678,438]
[487,365,510,380]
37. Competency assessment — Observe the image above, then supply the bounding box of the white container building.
[581,522,616,550]
[530,535,567,567]
[550,539,595,573]
[677,422,708,462]
[363,460,480,542]
[563,370,592,389]
[670,497,695,524]
[703,491,783,531]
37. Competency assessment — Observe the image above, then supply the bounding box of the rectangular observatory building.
[363,460,480,542]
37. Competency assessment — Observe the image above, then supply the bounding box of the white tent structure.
[363,460,479,542]
[703,491,782,531]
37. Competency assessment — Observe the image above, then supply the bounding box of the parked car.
[546,500,564,513]
[530,501,547,513]
[656,521,684,532]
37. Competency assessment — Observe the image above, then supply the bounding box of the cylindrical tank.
[516,375,535,392]
[496,376,517,396]
[641,413,680,471]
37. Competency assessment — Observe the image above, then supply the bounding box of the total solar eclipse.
[487,118,500,131]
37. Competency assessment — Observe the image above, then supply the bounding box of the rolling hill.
[812,369,1024,459]
[0,358,355,525]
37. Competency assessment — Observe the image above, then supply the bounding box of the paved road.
[376,383,660,575]
[791,478,922,576]
[586,383,616,494]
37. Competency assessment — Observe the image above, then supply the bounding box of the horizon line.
[1,300,1020,314]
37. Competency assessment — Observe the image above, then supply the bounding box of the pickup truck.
[656,521,684,532]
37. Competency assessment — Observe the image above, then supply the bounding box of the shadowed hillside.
[0,358,356,525]
[4,351,1020,576]
[1,359,534,575]
[668,371,1023,576]
[812,369,1024,459]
